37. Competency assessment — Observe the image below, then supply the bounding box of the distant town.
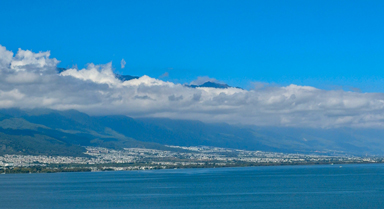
[1,146,383,174]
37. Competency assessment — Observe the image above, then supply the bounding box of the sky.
[1,0,384,91]
[1,1,384,128]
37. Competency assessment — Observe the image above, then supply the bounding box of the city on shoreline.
[1,146,383,174]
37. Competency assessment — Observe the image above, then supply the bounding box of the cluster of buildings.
[0,146,382,170]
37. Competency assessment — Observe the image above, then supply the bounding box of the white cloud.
[120,59,126,69]
[1,45,384,128]
[6,72,40,83]
[0,45,13,70]
[60,63,119,86]
[10,48,59,72]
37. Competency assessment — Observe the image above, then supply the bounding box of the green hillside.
[0,108,383,156]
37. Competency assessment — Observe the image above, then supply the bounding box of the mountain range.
[0,108,383,157]
[0,69,382,156]
[185,81,232,89]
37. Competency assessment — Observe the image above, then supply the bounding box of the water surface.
[1,164,383,209]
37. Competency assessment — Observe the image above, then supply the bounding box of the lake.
[1,164,383,209]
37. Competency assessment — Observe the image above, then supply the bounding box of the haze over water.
[1,164,383,209]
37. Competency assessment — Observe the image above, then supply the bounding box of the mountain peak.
[115,74,140,82]
[185,81,242,89]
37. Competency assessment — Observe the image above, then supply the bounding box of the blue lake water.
[1,164,384,209]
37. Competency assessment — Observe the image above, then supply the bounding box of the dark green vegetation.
[0,166,91,174]
[0,108,384,157]
[0,109,181,156]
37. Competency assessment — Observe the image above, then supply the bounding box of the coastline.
[1,161,382,175]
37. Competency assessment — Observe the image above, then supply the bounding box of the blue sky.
[1,0,384,91]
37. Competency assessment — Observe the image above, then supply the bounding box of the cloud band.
[1,45,384,128]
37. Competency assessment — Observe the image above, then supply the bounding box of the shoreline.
[1,161,382,175]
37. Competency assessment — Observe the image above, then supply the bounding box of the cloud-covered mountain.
[1,45,384,129]
[1,108,384,156]
[0,109,384,156]
[60,67,233,89]
[186,81,231,89]
[115,74,139,82]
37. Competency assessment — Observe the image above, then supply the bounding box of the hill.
[0,108,383,156]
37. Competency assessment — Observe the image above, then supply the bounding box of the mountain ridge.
[0,108,383,156]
